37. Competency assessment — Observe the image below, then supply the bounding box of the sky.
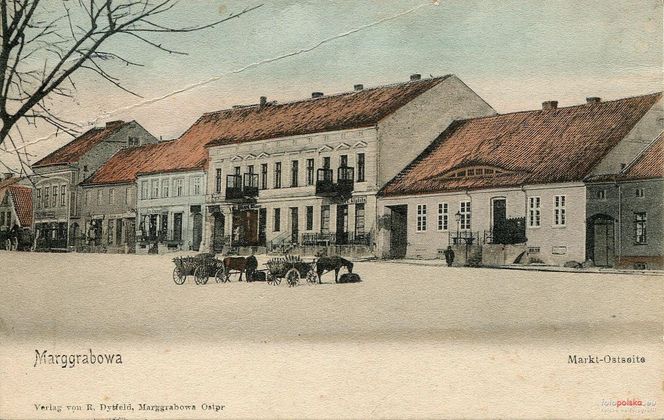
[1,0,662,172]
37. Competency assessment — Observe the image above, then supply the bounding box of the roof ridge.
[202,75,452,116]
[451,91,663,124]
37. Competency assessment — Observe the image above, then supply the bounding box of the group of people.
[1,224,21,251]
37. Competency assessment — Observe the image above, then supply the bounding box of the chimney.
[259,96,267,107]
[542,100,558,111]
[586,97,601,104]
[354,84,364,91]
[311,92,324,98]
[105,120,124,129]
[410,73,421,81]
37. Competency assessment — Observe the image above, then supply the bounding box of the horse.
[315,256,354,283]
[223,255,258,282]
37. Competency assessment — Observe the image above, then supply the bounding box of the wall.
[618,179,664,267]
[589,97,664,176]
[376,76,496,187]
[377,183,587,265]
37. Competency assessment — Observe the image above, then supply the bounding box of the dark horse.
[316,256,353,283]
[223,255,258,281]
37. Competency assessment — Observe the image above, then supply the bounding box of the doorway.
[212,212,225,252]
[233,209,258,246]
[491,198,507,243]
[258,208,267,246]
[388,205,407,258]
[192,212,202,251]
[587,214,615,267]
[336,204,348,244]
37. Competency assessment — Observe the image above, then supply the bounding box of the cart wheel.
[306,269,319,285]
[267,274,280,286]
[172,267,186,285]
[285,268,300,287]
[214,266,228,283]
[194,266,208,285]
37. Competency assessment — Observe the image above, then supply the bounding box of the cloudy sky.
[1,0,662,171]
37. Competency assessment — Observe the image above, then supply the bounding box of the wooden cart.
[265,255,318,287]
[172,253,227,285]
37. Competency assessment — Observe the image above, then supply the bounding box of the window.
[323,157,330,169]
[85,190,91,206]
[44,187,49,208]
[261,164,268,190]
[52,186,57,207]
[291,160,299,187]
[273,208,281,232]
[128,136,139,147]
[174,178,184,197]
[634,212,647,244]
[215,169,222,193]
[109,188,115,205]
[357,153,365,182]
[596,190,606,200]
[437,203,448,231]
[528,196,541,227]
[60,185,66,207]
[416,204,427,232]
[161,179,169,198]
[140,181,149,200]
[306,206,314,231]
[274,162,282,188]
[83,165,88,172]
[234,166,241,176]
[248,164,254,175]
[0,211,4,226]
[355,203,365,235]
[151,179,159,199]
[320,205,330,233]
[36,189,41,209]
[554,195,566,226]
[96,190,103,205]
[460,201,471,230]
[125,187,131,205]
[192,176,202,195]
[635,188,645,198]
[306,159,315,186]
[340,155,348,168]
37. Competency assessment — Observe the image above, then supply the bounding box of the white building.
[199,74,496,254]
[378,92,663,266]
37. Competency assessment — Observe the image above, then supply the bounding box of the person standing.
[444,246,455,267]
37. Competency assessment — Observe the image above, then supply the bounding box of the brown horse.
[223,255,258,281]
[315,256,353,283]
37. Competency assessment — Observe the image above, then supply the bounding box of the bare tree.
[0,0,261,175]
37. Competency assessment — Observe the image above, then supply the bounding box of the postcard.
[0,1,662,418]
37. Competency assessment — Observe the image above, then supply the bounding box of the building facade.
[0,175,33,249]
[586,132,664,269]
[31,120,157,250]
[378,93,663,266]
[201,74,496,254]
[135,170,207,253]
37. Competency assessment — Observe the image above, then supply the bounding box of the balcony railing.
[226,173,259,201]
[300,231,371,246]
[315,166,354,197]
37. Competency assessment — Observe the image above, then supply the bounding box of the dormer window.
[128,137,139,147]
[442,165,510,179]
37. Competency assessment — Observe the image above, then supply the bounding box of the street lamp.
[454,211,461,245]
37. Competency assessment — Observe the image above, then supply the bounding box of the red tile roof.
[8,185,32,226]
[33,121,129,167]
[380,92,662,197]
[85,77,452,181]
[621,131,664,180]
[203,76,451,147]
[81,141,175,186]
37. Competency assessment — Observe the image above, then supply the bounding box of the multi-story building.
[31,120,157,250]
[200,74,496,254]
[586,131,663,269]
[378,92,663,266]
[79,141,171,252]
[0,174,32,230]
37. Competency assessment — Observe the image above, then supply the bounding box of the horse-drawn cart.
[265,255,318,287]
[172,253,227,285]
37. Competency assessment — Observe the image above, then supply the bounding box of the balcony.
[226,173,259,201]
[315,166,354,198]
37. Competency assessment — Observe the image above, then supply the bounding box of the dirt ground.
[1,251,662,418]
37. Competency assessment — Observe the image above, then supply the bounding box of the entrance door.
[258,208,267,246]
[173,213,183,242]
[126,219,136,252]
[336,204,348,245]
[492,198,507,243]
[116,219,123,244]
[388,205,407,258]
[213,212,225,252]
[192,212,203,251]
[590,215,615,267]
[290,207,299,244]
